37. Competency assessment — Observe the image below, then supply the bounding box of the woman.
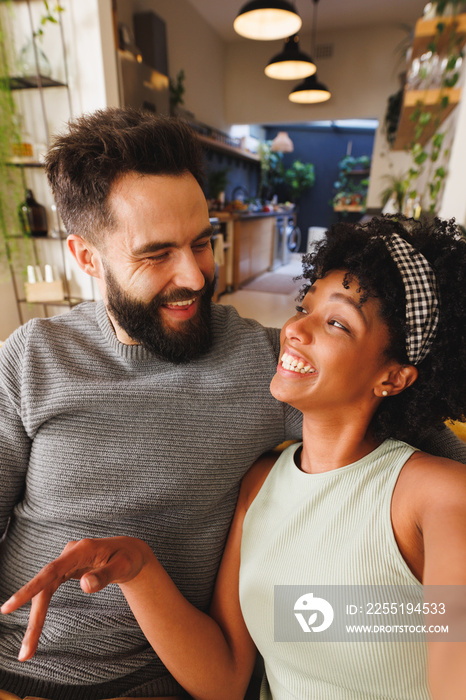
[2,215,466,699]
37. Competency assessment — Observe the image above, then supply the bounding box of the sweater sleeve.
[264,325,303,442]
[418,423,466,464]
[0,326,32,537]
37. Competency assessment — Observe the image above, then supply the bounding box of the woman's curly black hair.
[299,214,466,444]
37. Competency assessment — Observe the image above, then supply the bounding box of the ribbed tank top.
[239,439,432,699]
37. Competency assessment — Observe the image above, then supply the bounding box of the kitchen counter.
[209,208,296,293]
[210,209,294,220]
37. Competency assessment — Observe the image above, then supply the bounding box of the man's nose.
[172,250,206,291]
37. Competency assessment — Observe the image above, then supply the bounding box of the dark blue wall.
[265,124,376,251]
[204,148,260,203]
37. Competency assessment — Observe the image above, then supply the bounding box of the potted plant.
[283,160,315,202]
[169,69,185,116]
[207,168,229,208]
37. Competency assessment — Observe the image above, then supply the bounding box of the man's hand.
[0,536,153,661]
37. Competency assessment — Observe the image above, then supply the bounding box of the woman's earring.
[382,390,388,397]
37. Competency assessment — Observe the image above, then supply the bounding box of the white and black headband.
[383,232,440,365]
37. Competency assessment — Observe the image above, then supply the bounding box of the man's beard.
[104,267,215,363]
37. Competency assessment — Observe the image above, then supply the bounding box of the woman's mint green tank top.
[239,439,432,700]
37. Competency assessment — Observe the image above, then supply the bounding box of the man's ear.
[67,235,102,279]
[374,363,418,399]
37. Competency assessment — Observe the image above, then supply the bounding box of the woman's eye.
[329,319,348,332]
[295,305,308,315]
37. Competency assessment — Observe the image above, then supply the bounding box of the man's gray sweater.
[0,301,302,699]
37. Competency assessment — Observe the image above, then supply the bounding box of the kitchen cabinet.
[393,13,466,150]
[233,214,276,290]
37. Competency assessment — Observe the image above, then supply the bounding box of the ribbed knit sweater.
[0,301,302,699]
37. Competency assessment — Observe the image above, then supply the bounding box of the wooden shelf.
[392,13,466,150]
[7,159,45,168]
[8,75,67,90]
[411,14,466,57]
[198,134,260,163]
[333,204,365,212]
[18,297,84,307]
[392,87,461,150]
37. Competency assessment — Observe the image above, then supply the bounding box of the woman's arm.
[415,456,466,699]
[1,455,275,700]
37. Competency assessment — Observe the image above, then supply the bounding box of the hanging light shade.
[233,1,302,41]
[265,35,316,80]
[288,0,331,103]
[289,73,331,103]
[270,131,294,152]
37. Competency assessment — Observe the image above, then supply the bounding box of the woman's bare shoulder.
[398,450,466,513]
[239,451,281,512]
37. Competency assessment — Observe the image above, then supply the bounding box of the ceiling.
[186,0,428,43]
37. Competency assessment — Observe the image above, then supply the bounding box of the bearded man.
[0,108,303,700]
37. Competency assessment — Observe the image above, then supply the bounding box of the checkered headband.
[383,232,440,365]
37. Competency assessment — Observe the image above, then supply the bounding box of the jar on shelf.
[19,38,52,77]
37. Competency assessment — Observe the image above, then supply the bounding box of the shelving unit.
[332,167,370,214]
[4,0,94,325]
[392,13,466,150]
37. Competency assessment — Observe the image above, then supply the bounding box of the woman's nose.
[285,315,313,344]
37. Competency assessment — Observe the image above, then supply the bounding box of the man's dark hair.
[300,214,466,443]
[45,107,205,245]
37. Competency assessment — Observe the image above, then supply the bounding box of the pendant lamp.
[265,34,316,80]
[289,0,331,104]
[270,131,294,152]
[234,1,302,41]
[289,73,331,103]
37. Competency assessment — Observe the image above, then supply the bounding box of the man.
[0,108,302,700]
[0,108,464,700]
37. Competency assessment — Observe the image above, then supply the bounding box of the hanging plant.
[390,5,465,214]
[35,1,65,39]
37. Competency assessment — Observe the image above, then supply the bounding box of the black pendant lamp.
[234,0,302,41]
[289,0,331,104]
[265,34,316,80]
[289,73,331,102]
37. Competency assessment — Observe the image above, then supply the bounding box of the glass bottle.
[19,38,52,78]
[19,189,48,237]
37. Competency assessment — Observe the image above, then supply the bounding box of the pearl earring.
[382,390,388,397]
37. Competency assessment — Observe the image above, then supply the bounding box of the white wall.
[224,24,408,125]
[439,80,466,222]
[116,0,228,130]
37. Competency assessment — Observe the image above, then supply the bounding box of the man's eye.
[329,319,348,331]
[148,252,169,263]
[193,240,212,251]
